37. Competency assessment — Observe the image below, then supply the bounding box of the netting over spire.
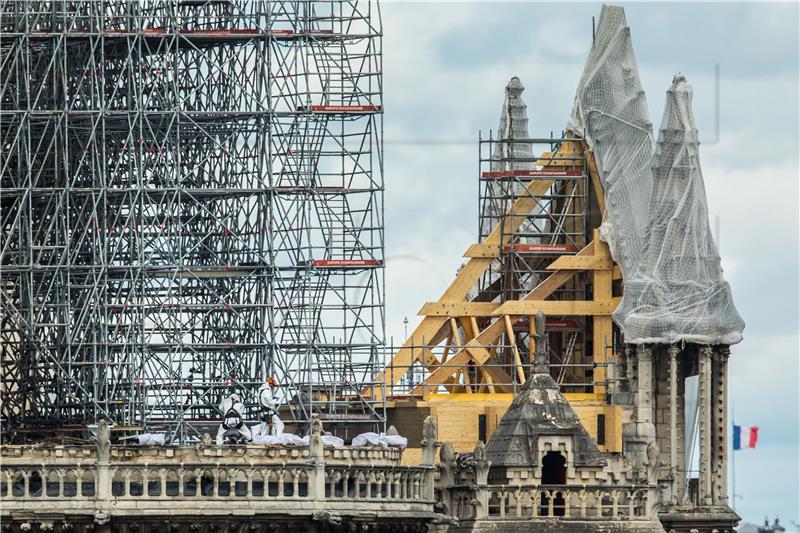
[614,76,744,345]
[569,5,744,345]
[567,4,654,279]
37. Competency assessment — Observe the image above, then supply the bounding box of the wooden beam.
[469,317,480,342]
[411,328,515,396]
[410,241,598,391]
[585,148,606,215]
[420,300,622,317]
[524,241,594,299]
[379,177,557,390]
[481,371,496,394]
[504,315,526,384]
[593,230,612,259]
[591,227,613,396]
[546,255,613,271]
[463,243,500,258]
[492,300,615,316]
[440,332,453,365]
[381,137,587,393]
[459,316,476,340]
[449,318,462,348]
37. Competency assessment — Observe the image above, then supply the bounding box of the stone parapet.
[1,442,403,468]
[0,418,443,533]
[449,483,654,522]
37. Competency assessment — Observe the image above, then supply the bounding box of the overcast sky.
[379,2,800,525]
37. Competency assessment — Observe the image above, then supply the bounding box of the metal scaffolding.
[0,0,384,442]
[477,107,593,393]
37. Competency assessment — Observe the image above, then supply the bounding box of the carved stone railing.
[1,417,444,528]
[0,458,431,503]
[1,463,98,499]
[450,484,651,521]
[1,462,429,499]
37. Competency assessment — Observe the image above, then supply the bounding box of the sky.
[378,2,800,526]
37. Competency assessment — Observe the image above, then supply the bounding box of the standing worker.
[253,378,285,437]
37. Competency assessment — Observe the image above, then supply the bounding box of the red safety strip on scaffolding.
[481,169,583,179]
[181,29,259,36]
[502,244,580,254]
[545,319,581,330]
[312,259,382,268]
[300,105,382,113]
[103,28,264,37]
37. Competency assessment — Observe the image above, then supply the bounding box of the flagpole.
[731,403,737,511]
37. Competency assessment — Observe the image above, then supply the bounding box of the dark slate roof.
[485,372,604,468]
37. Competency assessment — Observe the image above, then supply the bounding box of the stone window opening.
[541,451,567,516]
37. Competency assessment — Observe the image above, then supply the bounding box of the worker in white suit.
[252,378,285,437]
[215,393,252,445]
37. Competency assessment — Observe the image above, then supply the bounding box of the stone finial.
[439,442,456,487]
[95,420,111,463]
[201,433,213,446]
[506,76,525,97]
[646,439,660,484]
[420,416,440,466]
[533,310,549,374]
[672,72,687,85]
[386,425,399,436]
[309,418,324,463]
[440,441,455,464]
[473,441,491,485]
[422,415,437,444]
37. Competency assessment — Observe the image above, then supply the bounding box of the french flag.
[733,425,759,450]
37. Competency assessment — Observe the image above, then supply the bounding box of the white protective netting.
[615,76,744,344]
[568,4,744,345]
[567,5,655,278]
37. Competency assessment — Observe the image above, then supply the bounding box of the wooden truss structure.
[377,135,621,401]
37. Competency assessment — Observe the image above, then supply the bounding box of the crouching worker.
[216,393,252,445]
[253,379,284,438]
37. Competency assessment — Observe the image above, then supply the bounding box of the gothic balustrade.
[323,466,426,501]
[1,464,97,499]
[449,484,650,521]
[0,452,433,505]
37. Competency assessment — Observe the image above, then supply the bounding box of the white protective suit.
[257,383,280,412]
[252,382,285,439]
[252,413,285,438]
[215,394,252,445]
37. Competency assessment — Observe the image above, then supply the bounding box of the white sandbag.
[300,434,344,447]
[252,434,282,446]
[281,433,306,446]
[137,433,166,446]
[252,433,305,446]
[352,432,382,447]
[321,435,344,447]
[352,432,408,449]
[379,434,408,449]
